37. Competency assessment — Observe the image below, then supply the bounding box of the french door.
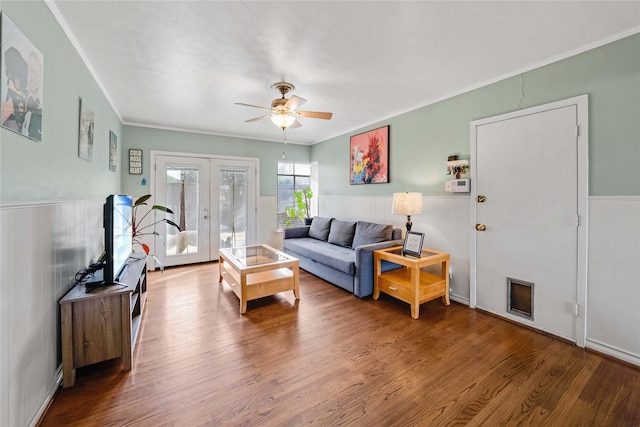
[153,153,257,267]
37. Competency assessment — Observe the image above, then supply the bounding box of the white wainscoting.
[318,195,471,303]
[0,200,103,427]
[587,196,640,366]
[258,196,283,250]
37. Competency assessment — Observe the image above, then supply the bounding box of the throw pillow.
[327,219,357,248]
[307,216,333,241]
[351,221,393,248]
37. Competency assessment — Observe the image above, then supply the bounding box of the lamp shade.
[271,111,296,129]
[392,192,423,216]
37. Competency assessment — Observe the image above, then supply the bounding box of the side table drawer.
[378,277,412,302]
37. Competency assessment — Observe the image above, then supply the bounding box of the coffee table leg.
[293,263,300,300]
[240,271,248,314]
[218,256,224,283]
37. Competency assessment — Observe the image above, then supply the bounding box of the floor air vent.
[507,278,534,321]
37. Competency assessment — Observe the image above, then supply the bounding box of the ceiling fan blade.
[245,114,271,123]
[295,110,333,120]
[284,95,307,111]
[289,119,302,129]
[235,102,273,112]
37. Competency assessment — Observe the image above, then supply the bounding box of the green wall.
[0,1,122,203]
[2,0,637,203]
[121,126,310,198]
[313,33,640,197]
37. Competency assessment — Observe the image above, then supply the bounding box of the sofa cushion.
[351,221,393,248]
[328,219,356,248]
[283,238,355,275]
[308,216,332,241]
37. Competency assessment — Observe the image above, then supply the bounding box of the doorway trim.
[149,150,260,265]
[469,95,588,347]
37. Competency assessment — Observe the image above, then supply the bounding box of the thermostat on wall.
[445,179,470,192]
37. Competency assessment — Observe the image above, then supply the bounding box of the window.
[277,162,311,228]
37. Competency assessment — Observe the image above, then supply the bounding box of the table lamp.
[392,192,423,232]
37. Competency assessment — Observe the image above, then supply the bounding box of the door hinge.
[575,214,581,227]
[576,125,580,137]
[575,303,580,317]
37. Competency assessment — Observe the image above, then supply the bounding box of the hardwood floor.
[40,262,640,426]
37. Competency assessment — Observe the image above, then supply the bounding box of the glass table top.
[388,247,438,258]
[221,245,289,267]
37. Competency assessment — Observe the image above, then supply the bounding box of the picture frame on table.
[402,231,424,257]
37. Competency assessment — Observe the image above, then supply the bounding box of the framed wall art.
[129,149,142,174]
[350,125,389,184]
[109,131,118,172]
[1,13,44,141]
[78,98,94,161]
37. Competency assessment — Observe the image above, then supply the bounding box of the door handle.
[477,195,487,203]
[476,224,487,231]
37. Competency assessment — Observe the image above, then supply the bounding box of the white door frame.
[150,150,260,265]
[469,95,589,347]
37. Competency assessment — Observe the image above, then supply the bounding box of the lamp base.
[405,216,412,232]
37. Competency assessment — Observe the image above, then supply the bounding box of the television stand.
[59,254,147,388]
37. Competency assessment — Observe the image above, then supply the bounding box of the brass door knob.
[477,195,487,203]
[476,224,487,231]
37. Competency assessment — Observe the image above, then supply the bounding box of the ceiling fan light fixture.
[271,111,295,129]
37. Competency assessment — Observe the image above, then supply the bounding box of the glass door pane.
[165,167,200,255]
[155,155,210,267]
[219,168,247,249]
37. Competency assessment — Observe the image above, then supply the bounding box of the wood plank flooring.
[40,262,640,426]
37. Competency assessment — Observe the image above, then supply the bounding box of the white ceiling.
[49,1,640,145]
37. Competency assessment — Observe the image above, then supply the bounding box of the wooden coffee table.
[218,244,299,314]
[374,246,450,319]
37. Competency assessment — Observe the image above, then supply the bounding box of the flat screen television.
[103,195,133,285]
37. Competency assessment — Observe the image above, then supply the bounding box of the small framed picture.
[129,149,142,174]
[402,231,424,257]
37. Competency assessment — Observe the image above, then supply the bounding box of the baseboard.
[586,338,640,368]
[31,367,62,427]
[450,293,469,306]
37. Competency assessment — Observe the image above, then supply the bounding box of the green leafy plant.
[284,186,313,227]
[131,194,181,257]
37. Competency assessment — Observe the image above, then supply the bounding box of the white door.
[155,155,211,267]
[154,153,258,266]
[471,96,588,345]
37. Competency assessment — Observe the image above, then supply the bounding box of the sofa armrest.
[353,239,404,297]
[283,226,310,239]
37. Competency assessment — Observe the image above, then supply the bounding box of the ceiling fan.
[235,82,333,130]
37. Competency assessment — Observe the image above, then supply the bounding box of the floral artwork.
[350,125,389,184]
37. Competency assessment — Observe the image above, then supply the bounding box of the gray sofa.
[283,217,403,297]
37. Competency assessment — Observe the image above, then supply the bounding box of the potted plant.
[131,194,181,269]
[284,186,313,227]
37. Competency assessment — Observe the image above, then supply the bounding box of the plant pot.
[304,217,313,226]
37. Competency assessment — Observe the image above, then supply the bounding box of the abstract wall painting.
[350,125,389,184]
[0,13,44,141]
[78,98,94,161]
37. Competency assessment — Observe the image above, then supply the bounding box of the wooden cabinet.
[59,255,147,388]
[374,247,450,319]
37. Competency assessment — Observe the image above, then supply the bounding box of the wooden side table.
[373,246,450,319]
